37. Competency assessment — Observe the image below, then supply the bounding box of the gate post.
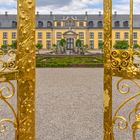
[17,0,36,140]
[104,0,113,139]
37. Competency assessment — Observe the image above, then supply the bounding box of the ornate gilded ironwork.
[0,49,17,73]
[0,33,18,139]
[0,80,17,138]
[17,0,36,139]
[104,0,140,139]
[104,0,113,139]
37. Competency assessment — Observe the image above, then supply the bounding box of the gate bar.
[129,0,133,49]
[104,0,113,139]
[17,0,36,140]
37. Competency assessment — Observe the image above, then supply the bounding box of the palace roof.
[0,14,140,29]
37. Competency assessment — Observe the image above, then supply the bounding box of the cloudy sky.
[0,0,140,14]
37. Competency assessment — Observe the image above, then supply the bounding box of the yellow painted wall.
[0,28,140,49]
[0,29,17,46]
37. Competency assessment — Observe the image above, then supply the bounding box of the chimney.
[37,11,39,15]
[50,11,53,16]
[5,11,8,16]
[99,11,101,16]
[114,11,117,16]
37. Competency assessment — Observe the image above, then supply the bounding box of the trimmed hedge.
[36,55,103,68]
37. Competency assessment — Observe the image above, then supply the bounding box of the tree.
[114,40,129,49]
[76,39,82,48]
[99,42,104,50]
[133,44,140,49]
[10,41,17,49]
[36,43,43,54]
[1,44,8,50]
[60,39,67,53]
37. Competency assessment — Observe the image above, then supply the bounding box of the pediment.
[63,30,78,36]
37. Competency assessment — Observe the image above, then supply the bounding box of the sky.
[0,0,140,14]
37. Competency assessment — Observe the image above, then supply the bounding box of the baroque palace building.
[0,11,140,50]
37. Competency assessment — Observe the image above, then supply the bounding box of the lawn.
[36,55,103,68]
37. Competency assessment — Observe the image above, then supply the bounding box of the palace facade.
[0,12,140,50]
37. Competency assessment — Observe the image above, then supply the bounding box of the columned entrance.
[66,38,74,50]
[63,30,78,52]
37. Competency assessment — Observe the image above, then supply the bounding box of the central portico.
[63,30,78,50]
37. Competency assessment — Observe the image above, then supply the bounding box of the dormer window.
[47,21,53,27]
[38,21,43,28]
[65,18,75,27]
[98,21,103,27]
[114,21,120,27]
[12,21,17,28]
[123,21,129,27]
[79,22,84,27]
[57,21,61,27]
[88,21,94,27]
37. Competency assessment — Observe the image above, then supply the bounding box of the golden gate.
[0,0,140,140]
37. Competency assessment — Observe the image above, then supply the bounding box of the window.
[79,32,84,39]
[3,32,8,39]
[133,40,138,45]
[57,22,61,27]
[38,21,43,28]
[98,40,103,49]
[57,32,62,39]
[98,32,103,39]
[123,21,129,27]
[12,32,16,39]
[90,40,94,49]
[38,40,42,44]
[88,21,94,27]
[115,32,120,39]
[46,40,51,49]
[46,32,51,39]
[124,32,129,39]
[3,40,8,45]
[47,21,52,27]
[79,22,84,27]
[65,19,75,27]
[114,21,120,27]
[90,32,94,39]
[133,32,138,39]
[12,40,16,44]
[38,32,42,39]
[98,21,103,27]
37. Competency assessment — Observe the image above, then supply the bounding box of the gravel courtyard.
[36,68,103,140]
